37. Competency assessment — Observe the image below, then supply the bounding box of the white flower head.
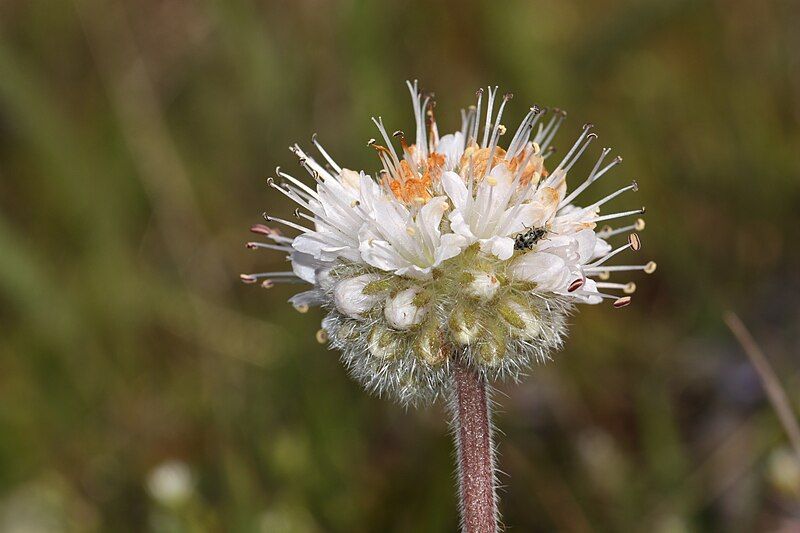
[242,81,655,405]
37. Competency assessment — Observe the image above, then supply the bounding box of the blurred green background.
[1,0,799,531]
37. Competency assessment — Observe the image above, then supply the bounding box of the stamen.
[277,168,318,199]
[593,207,646,223]
[586,233,641,268]
[290,145,334,182]
[405,80,428,160]
[311,133,342,174]
[263,214,312,234]
[595,282,637,294]
[506,106,544,160]
[558,149,614,208]
[553,123,594,174]
[487,92,512,150]
[250,224,278,237]
[240,271,299,284]
[539,109,567,151]
[481,86,498,147]
[591,181,639,211]
[628,232,641,251]
[563,133,597,173]
[613,296,632,308]
[472,89,483,143]
[568,278,585,292]
[371,117,403,172]
[245,242,292,252]
[596,218,645,239]
[584,261,657,274]
[268,178,314,211]
[533,109,559,145]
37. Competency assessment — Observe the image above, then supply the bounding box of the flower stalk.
[451,357,498,533]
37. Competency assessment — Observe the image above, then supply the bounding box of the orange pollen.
[383,147,449,204]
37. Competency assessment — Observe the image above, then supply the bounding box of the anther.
[503,92,514,101]
[613,296,632,308]
[497,125,507,135]
[476,88,484,96]
[367,138,376,146]
[261,280,274,289]
[635,218,646,231]
[644,261,657,274]
[406,226,416,236]
[587,132,598,140]
[245,242,258,249]
[624,282,637,294]
[631,179,639,192]
[568,278,585,292]
[240,274,258,284]
[628,233,641,251]
[486,177,498,186]
[392,130,404,138]
[293,208,301,218]
[598,271,610,280]
[250,224,275,236]
[583,123,594,131]
[316,329,329,344]
[294,303,309,313]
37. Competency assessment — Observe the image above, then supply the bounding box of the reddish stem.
[451,360,498,533]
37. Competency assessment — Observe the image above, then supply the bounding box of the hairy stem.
[451,358,498,533]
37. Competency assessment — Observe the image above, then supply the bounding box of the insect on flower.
[242,81,655,406]
[513,225,548,250]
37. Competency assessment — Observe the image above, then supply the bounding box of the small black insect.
[514,226,548,251]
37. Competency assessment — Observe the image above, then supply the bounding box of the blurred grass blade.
[724,311,800,462]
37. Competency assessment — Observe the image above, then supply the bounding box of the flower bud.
[334,274,383,319]
[414,324,445,366]
[498,299,541,340]
[368,325,399,359]
[384,288,428,330]
[477,337,506,366]
[465,270,500,300]
[449,305,480,345]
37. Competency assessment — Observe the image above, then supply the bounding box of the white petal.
[508,251,570,291]
[441,171,470,211]
[435,132,465,171]
[290,251,320,283]
[480,236,515,260]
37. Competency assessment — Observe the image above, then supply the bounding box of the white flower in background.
[242,81,655,405]
[146,460,193,507]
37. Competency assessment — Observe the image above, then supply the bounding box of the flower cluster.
[242,82,654,405]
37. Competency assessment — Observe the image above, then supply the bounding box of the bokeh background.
[1,0,799,531]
